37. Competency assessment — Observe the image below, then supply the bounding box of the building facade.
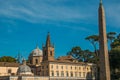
[27,33,97,80]
[0,62,19,76]
[29,45,43,66]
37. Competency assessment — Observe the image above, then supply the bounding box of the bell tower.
[98,0,111,80]
[42,32,54,61]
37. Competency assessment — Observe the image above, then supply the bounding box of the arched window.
[51,71,54,76]
[61,66,63,69]
[66,71,69,77]
[71,72,73,77]
[45,52,47,56]
[71,66,72,69]
[50,51,52,56]
[56,71,59,76]
[35,59,38,64]
[51,65,53,69]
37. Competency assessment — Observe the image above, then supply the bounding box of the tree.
[110,46,120,79]
[67,46,94,62]
[117,34,120,41]
[0,56,16,62]
[81,49,95,62]
[107,32,116,43]
[111,33,120,48]
[85,35,99,57]
[67,46,83,61]
[107,32,116,49]
[110,46,120,69]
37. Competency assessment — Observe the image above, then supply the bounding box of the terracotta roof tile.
[0,62,20,67]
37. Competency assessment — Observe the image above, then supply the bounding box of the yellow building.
[28,33,97,80]
[0,62,19,76]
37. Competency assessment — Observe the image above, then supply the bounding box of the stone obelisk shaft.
[98,0,111,80]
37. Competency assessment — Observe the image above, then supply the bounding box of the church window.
[83,72,86,77]
[79,67,81,70]
[56,65,58,69]
[50,51,52,56]
[56,71,59,76]
[66,71,69,77]
[75,67,77,70]
[45,52,47,56]
[51,71,54,76]
[71,72,73,77]
[90,67,92,71]
[35,59,38,64]
[61,71,64,77]
[51,65,53,69]
[61,66,63,69]
[87,67,89,71]
[71,66,72,69]
[79,72,81,77]
[75,72,77,77]
[8,69,12,73]
[83,67,86,70]
[66,66,68,69]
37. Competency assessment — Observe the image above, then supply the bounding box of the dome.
[17,60,33,76]
[30,46,43,57]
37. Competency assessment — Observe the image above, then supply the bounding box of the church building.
[27,33,97,80]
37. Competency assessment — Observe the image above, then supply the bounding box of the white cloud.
[0,0,95,23]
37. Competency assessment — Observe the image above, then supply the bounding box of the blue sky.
[0,0,120,59]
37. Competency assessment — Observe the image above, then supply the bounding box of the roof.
[29,46,43,57]
[42,60,95,66]
[57,55,74,60]
[17,60,33,76]
[0,62,20,67]
[42,55,95,66]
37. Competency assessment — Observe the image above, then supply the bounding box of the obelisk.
[98,0,111,80]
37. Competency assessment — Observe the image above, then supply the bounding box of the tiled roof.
[57,55,73,60]
[0,62,20,67]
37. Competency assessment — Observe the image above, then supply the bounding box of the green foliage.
[117,34,120,41]
[110,46,120,69]
[111,34,120,48]
[110,46,120,79]
[67,46,95,62]
[0,56,16,62]
[85,35,99,57]
[107,32,116,42]
[69,32,120,79]
[85,35,99,47]
[107,32,116,50]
